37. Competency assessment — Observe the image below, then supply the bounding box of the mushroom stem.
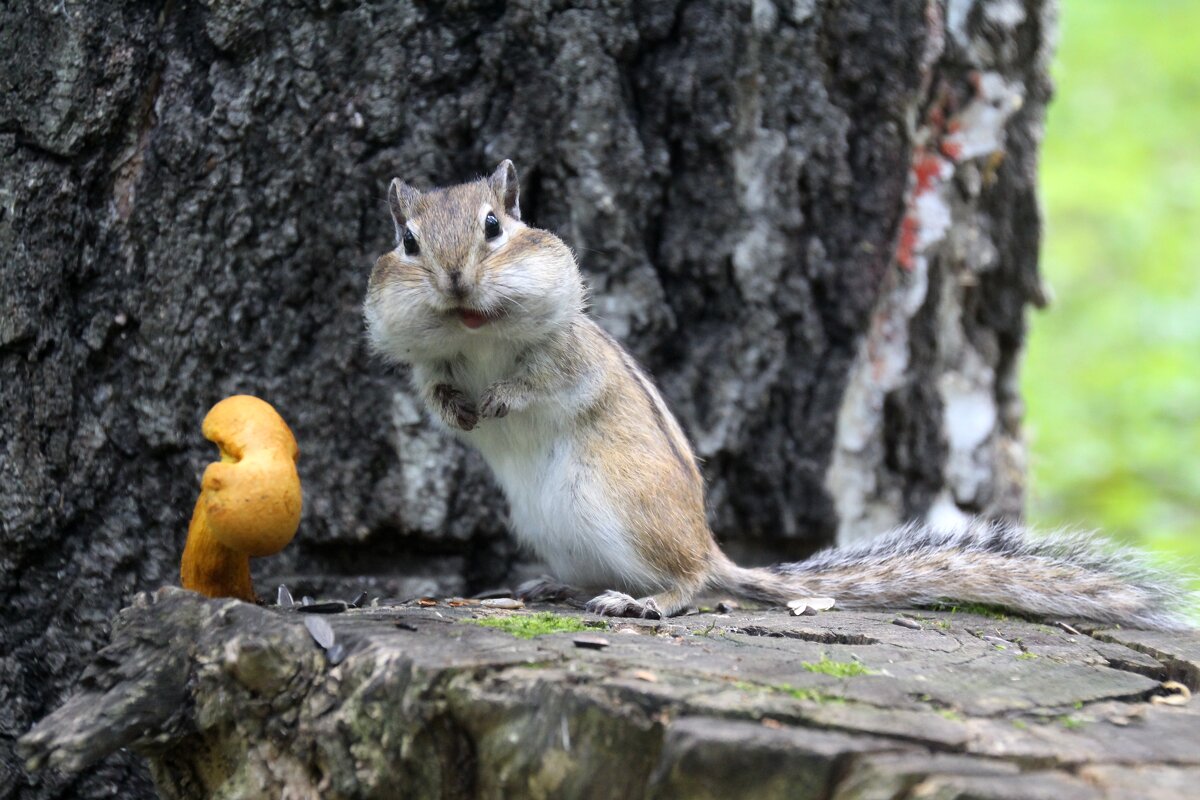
[180,500,256,602]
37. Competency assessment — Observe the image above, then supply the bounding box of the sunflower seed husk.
[481,598,525,610]
[787,597,835,611]
[304,615,335,650]
[573,635,610,650]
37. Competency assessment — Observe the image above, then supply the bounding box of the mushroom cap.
[200,395,302,558]
[202,395,300,463]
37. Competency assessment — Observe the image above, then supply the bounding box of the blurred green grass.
[1024,0,1200,588]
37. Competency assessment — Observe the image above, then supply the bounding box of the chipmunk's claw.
[478,383,513,419]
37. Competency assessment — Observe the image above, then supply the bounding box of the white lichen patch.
[984,0,1027,30]
[913,168,955,254]
[827,266,929,544]
[936,278,999,508]
[732,129,788,303]
[945,72,1025,162]
[946,0,977,47]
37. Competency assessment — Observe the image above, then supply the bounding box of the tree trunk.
[0,0,1052,796]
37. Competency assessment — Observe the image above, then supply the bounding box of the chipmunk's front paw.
[585,590,662,620]
[433,384,478,431]
[478,382,516,419]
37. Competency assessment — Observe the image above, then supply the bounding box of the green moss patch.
[733,680,844,704]
[929,602,1011,621]
[466,611,596,639]
[801,655,874,677]
[782,686,845,704]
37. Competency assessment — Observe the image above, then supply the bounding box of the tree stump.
[21,589,1200,799]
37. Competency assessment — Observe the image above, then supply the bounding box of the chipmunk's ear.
[387,178,420,239]
[488,160,520,220]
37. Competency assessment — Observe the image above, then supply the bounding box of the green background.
[1024,0,1200,590]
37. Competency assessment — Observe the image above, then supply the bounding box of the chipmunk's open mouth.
[456,308,504,330]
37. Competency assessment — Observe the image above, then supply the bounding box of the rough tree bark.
[0,0,1052,796]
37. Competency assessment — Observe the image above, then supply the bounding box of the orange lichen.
[180,395,302,602]
[939,139,963,161]
[912,150,943,194]
[896,215,919,271]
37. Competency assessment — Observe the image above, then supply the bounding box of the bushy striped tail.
[711,519,1194,630]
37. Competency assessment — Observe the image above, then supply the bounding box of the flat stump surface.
[20,588,1200,799]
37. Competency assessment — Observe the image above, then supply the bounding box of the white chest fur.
[417,340,662,593]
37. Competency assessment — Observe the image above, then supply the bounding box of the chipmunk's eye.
[484,212,501,240]
[402,228,419,256]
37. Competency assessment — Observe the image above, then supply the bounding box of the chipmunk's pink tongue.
[460,310,488,329]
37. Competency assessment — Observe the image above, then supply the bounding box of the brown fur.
[578,322,713,587]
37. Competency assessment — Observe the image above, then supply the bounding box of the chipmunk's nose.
[446,270,468,301]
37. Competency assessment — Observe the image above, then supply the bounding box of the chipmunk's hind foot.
[585,590,663,620]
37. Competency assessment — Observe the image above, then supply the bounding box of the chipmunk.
[363,161,1190,630]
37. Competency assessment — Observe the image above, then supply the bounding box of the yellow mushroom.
[180,395,302,602]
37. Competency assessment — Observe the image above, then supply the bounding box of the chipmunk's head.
[365,160,583,362]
